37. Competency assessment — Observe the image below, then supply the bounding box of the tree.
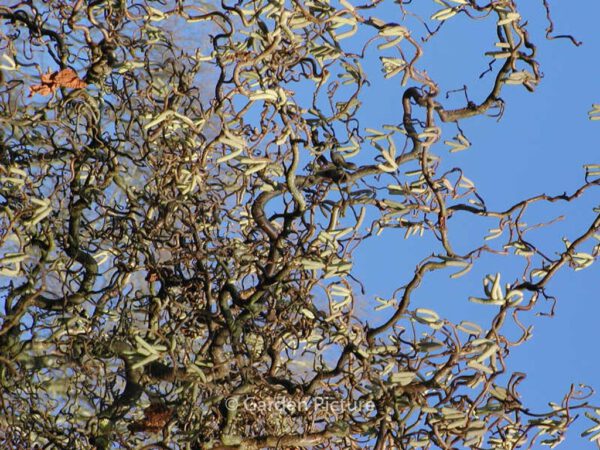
[1,0,599,448]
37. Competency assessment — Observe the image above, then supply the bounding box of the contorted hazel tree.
[1,0,600,448]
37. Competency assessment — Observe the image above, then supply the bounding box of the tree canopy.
[1,0,599,449]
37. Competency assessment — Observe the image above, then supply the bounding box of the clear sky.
[350,1,600,447]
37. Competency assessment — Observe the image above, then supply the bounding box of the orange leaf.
[54,68,87,89]
[29,84,56,97]
[29,68,87,97]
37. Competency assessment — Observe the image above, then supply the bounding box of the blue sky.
[349,1,600,447]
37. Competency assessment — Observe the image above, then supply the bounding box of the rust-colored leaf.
[29,68,87,97]
[128,404,173,434]
[53,68,87,89]
[145,404,173,426]
[28,84,54,97]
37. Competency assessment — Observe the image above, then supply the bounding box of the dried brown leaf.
[29,68,87,97]
[127,404,173,434]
